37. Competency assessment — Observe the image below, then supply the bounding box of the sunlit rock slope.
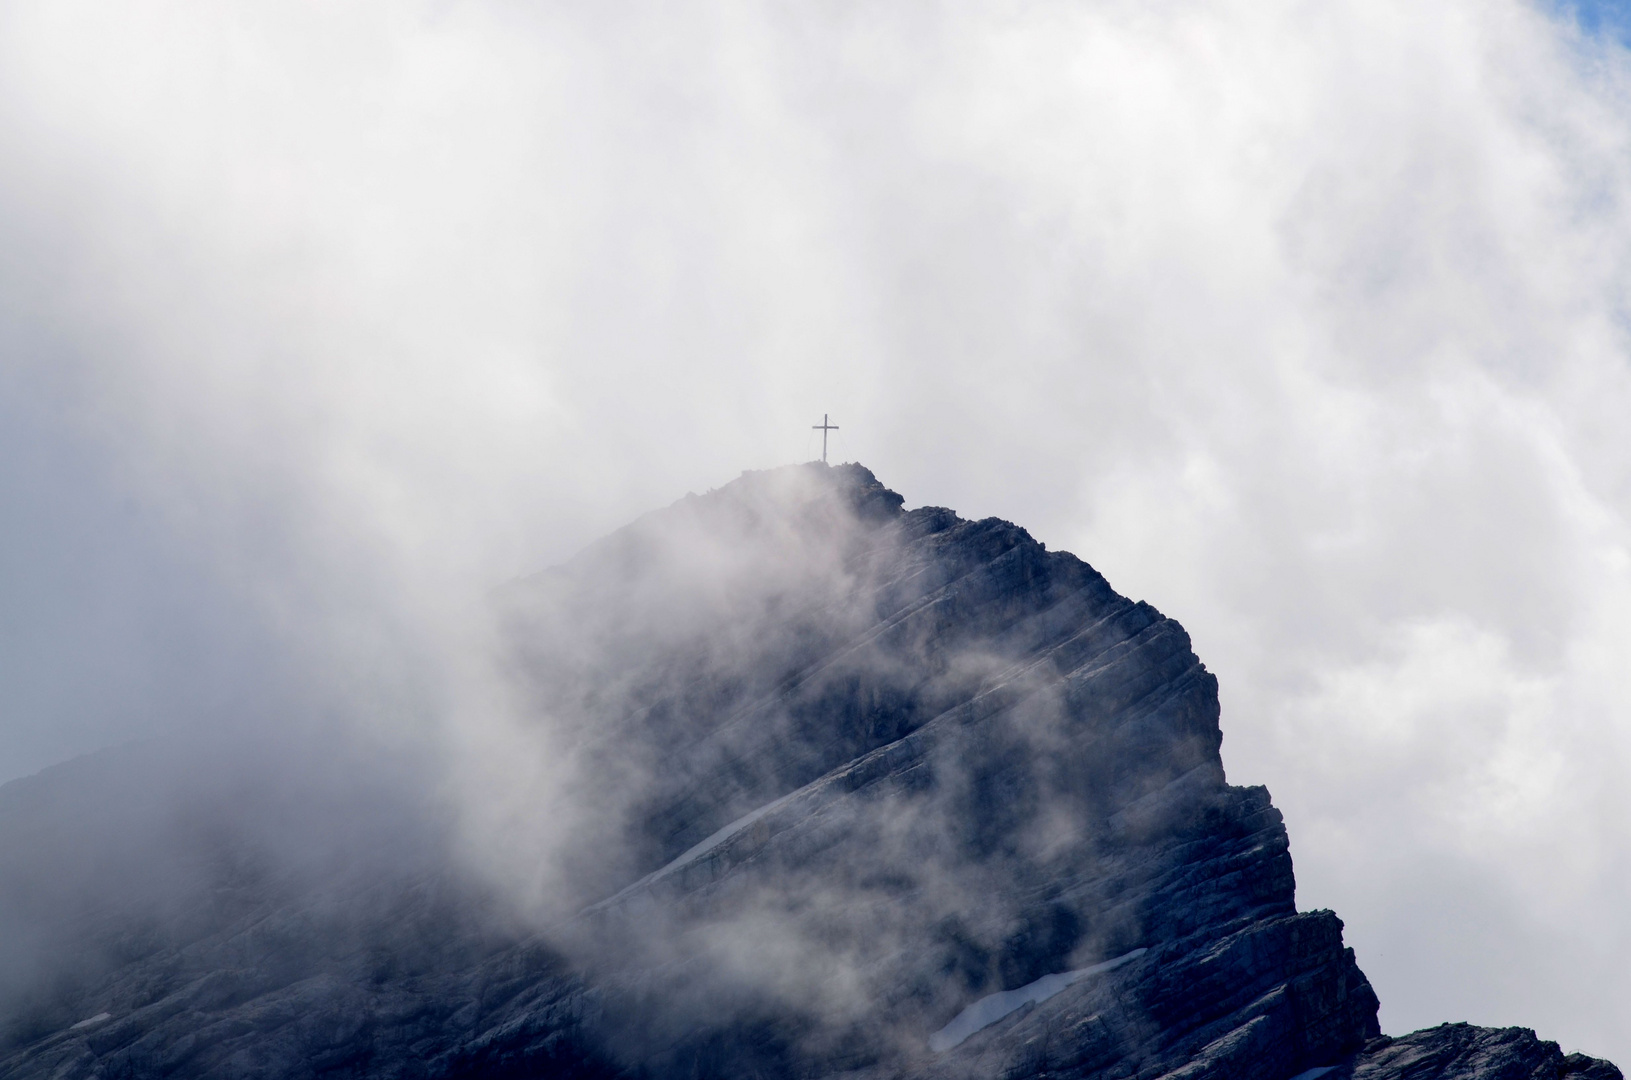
[0,463,1618,1080]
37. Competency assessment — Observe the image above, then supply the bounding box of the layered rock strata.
[0,463,1617,1080]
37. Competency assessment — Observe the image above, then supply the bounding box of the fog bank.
[1,0,1629,1059]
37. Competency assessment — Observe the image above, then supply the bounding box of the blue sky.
[1561,0,1631,39]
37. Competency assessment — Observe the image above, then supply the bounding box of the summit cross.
[812,413,839,463]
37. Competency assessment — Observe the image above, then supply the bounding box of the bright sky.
[1568,0,1631,38]
[2,0,1629,1062]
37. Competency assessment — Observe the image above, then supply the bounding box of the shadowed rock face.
[1336,1025,1625,1080]
[0,463,1618,1080]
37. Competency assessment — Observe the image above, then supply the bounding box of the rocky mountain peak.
[0,464,1618,1080]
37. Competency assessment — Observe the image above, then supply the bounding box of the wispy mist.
[1,0,1629,1061]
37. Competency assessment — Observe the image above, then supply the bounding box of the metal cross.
[812,414,839,463]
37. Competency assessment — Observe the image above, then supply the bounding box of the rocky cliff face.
[0,464,1618,1080]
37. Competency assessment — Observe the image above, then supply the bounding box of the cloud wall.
[1,0,1628,1061]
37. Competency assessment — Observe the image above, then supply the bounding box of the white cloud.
[1,0,1628,1061]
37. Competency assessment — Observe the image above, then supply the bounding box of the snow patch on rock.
[929,948,1149,1052]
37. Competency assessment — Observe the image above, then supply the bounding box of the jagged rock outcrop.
[1335,1025,1624,1080]
[0,463,1618,1080]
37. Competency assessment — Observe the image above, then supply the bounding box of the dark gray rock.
[1320,1024,1624,1080]
[0,463,1616,1080]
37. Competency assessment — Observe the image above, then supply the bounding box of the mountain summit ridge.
[0,462,1619,1080]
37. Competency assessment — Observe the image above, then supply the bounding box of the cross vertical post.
[812,414,839,463]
